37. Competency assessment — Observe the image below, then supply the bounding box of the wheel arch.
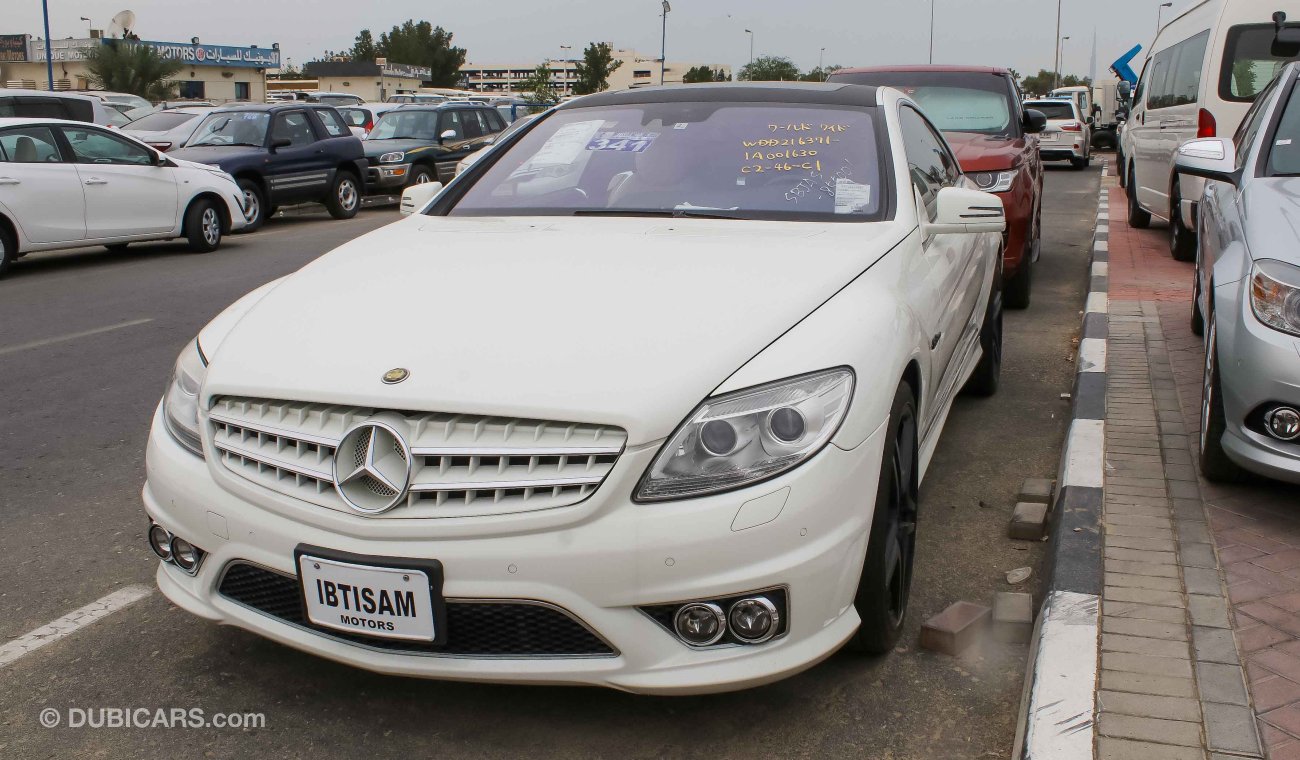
[0,210,20,252]
[181,192,231,235]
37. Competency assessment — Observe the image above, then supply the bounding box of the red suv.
[828,66,1046,308]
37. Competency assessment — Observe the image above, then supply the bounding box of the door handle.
[0,177,19,185]
[930,333,942,350]
[84,178,108,186]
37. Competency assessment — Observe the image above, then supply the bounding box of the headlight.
[971,170,1017,193]
[634,368,854,502]
[379,151,405,163]
[1250,260,1300,337]
[162,339,207,457]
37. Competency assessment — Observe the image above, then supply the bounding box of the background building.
[0,34,276,102]
[302,60,431,102]
[460,47,730,96]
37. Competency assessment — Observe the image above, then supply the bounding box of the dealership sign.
[129,40,279,68]
[0,34,27,62]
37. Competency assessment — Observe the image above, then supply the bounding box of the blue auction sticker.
[586,131,657,152]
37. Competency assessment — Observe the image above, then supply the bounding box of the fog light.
[148,524,173,561]
[728,597,779,643]
[170,537,200,572]
[1265,407,1300,441]
[673,602,726,646]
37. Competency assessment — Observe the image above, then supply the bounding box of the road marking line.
[0,585,152,668]
[0,318,153,357]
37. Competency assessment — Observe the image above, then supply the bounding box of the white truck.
[1049,82,1123,149]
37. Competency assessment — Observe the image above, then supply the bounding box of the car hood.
[1244,178,1300,266]
[363,139,441,160]
[943,132,1028,172]
[169,145,267,164]
[201,215,906,445]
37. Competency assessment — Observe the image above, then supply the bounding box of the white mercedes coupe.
[143,82,1006,694]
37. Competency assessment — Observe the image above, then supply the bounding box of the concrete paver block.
[1009,502,1049,540]
[992,592,1033,643]
[1017,478,1054,505]
[919,601,989,656]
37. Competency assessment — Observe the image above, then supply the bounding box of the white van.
[1123,0,1300,259]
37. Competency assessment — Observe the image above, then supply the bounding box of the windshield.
[370,110,441,140]
[1025,101,1076,120]
[124,111,198,131]
[1221,24,1300,102]
[187,112,269,147]
[446,102,885,222]
[1268,83,1300,175]
[831,71,1014,135]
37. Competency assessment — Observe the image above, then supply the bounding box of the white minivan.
[1123,0,1300,260]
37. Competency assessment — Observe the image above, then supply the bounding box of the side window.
[1170,31,1211,107]
[60,126,153,165]
[271,111,315,147]
[0,126,64,163]
[439,111,465,140]
[900,107,955,220]
[484,109,506,133]
[1134,61,1151,105]
[63,98,95,122]
[461,111,487,139]
[0,98,15,118]
[1147,49,1176,109]
[338,109,367,128]
[315,108,349,138]
[1234,78,1278,167]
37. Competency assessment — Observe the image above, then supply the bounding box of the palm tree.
[84,42,183,102]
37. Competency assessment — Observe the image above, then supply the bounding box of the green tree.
[682,65,729,83]
[737,55,800,82]
[350,29,377,63]
[573,42,623,95]
[84,42,182,102]
[374,20,467,87]
[799,64,842,82]
[519,63,555,104]
[1021,68,1089,95]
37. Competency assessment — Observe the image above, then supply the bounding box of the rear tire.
[0,224,14,279]
[1190,260,1205,337]
[1199,320,1245,482]
[963,281,1003,396]
[236,178,266,233]
[104,243,129,253]
[1170,184,1196,261]
[1071,156,1088,170]
[846,383,920,655]
[1127,167,1151,228]
[184,198,222,253]
[1005,253,1032,309]
[325,171,360,219]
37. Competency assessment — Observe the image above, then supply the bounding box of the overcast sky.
[10,0,1190,78]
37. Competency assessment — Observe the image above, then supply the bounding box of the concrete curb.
[1013,161,1109,760]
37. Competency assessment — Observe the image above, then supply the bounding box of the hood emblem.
[332,421,413,514]
[382,367,410,384]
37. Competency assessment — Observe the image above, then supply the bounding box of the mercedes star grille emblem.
[332,421,413,514]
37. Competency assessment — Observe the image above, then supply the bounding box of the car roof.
[210,103,330,113]
[388,102,494,112]
[0,88,102,103]
[0,116,102,127]
[835,64,1011,76]
[560,82,880,109]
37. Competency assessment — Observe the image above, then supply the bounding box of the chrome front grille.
[209,397,626,518]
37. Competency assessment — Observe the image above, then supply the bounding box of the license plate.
[1042,133,1058,142]
[298,554,437,642]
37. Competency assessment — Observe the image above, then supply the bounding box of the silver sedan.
[1179,61,1300,484]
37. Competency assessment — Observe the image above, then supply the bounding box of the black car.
[363,103,506,192]
[170,104,367,232]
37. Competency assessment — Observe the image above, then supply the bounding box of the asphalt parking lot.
[0,163,1099,758]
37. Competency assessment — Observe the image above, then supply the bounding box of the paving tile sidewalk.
[1098,177,1298,760]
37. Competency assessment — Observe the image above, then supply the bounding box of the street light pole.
[42,0,54,91]
[745,29,754,66]
[660,0,670,85]
[819,47,826,80]
[1155,2,1173,41]
[929,0,936,64]
[1053,0,1063,91]
[1055,36,1070,90]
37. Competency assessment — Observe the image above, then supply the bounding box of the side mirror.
[440,129,457,141]
[1174,138,1241,186]
[1023,109,1047,134]
[399,181,444,216]
[270,137,292,152]
[926,187,1007,235]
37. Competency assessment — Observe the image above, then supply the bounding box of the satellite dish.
[108,10,136,39]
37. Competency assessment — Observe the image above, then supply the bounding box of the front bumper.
[366,162,411,191]
[143,405,886,694]
[1217,282,1300,484]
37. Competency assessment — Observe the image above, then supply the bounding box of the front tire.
[963,282,1003,396]
[325,171,360,219]
[1199,320,1244,482]
[184,199,222,253]
[1127,167,1151,228]
[236,179,266,233]
[0,224,14,279]
[104,243,129,253]
[1005,253,1032,309]
[406,165,435,187]
[845,382,919,654]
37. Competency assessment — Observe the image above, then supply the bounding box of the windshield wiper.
[571,208,745,220]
